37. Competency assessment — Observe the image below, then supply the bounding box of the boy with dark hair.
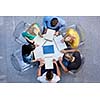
[42,16,66,35]
[58,49,81,72]
[37,59,61,83]
[22,44,38,64]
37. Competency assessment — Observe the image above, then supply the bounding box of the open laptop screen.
[43,45,54,54]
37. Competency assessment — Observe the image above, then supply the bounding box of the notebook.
[54,35,67,51]
[34,46,44,59]
[44,57,53,69]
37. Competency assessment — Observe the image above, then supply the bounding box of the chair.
[13,21,30,45]
[11,47,33,72]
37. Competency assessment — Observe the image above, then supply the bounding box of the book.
[44,57,53,69]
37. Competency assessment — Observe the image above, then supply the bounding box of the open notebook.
[44,57,53,69]
[34,46,44,59]
[54,35,67,51]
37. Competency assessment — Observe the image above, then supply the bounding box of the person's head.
[28,23,40,35]
[51,18,58,27]
[65,35,73,42]
[64,53,73,62]
[22,44,35,56]
[65,28,76,43]
[46,70,53,81]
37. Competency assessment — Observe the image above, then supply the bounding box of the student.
[58,49,81,72]
[37,59,61,83]
[61,28,80,48]
[42,16,66,35]
[22,44,38,64]
[22,23,42,44]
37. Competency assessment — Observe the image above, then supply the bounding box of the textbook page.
[34,36,46,46]
[54,35,67,51]
[43,29,55,41]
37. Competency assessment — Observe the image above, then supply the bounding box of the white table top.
[34,29,67,69]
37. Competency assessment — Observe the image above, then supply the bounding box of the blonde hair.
[65,28,80,48]
[66,28,78,35]
[27,23,40,36]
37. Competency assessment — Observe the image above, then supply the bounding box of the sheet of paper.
[34,46,44,59]
[44,57,53,69]
[54,35,67,51]
[43,29,55,41]
[53,41,64,60]
[34,36,46,46]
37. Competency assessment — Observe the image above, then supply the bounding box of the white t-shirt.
[37,72,60,83]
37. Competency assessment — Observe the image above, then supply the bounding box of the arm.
[37,67,42,77]
[31,59,38,63]
[61,49,79,54]
[58,57,69,73]
[59,61,69,72]
[37,59,45,77]
[59,18,66,32]
[53,60,61,77]
[43,16,48,29]
[38,32,43,38]
[25,37,34,44]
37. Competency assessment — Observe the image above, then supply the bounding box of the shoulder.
[52,74,60,82]
[22,31,28,37]
[37,72,47,83]
[73,51,81,57]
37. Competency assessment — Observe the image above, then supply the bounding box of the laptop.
[43,45,54,55]
[42,45,54,69]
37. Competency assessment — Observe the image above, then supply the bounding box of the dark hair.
[51,18,58,27]
[46,70,53,81]
[22,44,35,56]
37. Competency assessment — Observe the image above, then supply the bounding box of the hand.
[61,38,64,43]
[60,49,66,53]
[54,31,60,36]
[38,32,43,38]
[35,44,39,47]
[58,57,62,62]
[44,28,47,34]
[53,59,57,64]
[40,35,43,38]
